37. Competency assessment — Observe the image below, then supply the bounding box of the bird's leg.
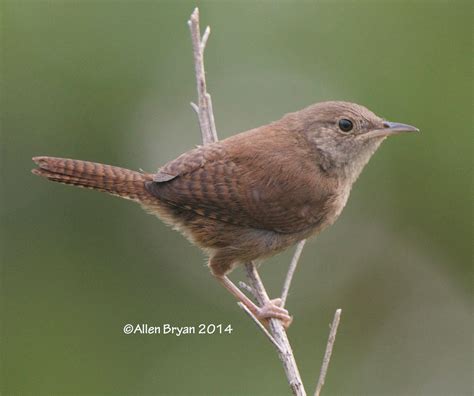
[214,274,293,328]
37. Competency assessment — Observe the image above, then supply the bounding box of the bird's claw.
[256,298,293,329]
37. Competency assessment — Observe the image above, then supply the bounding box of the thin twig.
[314,309,342,396]
[186,8,341,396]
[238,281,256,298]
[201,26,210,50]
[190,101,199,114]
[245,262,306,396]
[187,8,217,145]
[238,302,284,353]
[281,239,307,308]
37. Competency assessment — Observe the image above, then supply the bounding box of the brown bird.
[32,101,418,326]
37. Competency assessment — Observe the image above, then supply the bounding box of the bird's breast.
[324,185,351,227]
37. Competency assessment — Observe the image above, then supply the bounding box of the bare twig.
[281,239,307,307]
[188,7,306,395]
[314,309,342,396]
[238,302,284,353]
[187,8,340,396]
[190,101,199,114]
[245,262,306,396]
[238,280,256,298]
[187,8,218,145]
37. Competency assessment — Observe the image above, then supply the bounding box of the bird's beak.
[365,121,420,139]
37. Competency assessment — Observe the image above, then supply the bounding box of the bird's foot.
[256,298,293,329]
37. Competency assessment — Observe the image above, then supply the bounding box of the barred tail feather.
[32,156,154,202]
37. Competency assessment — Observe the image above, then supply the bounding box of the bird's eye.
[338,119,353,133]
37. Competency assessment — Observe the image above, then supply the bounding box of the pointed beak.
[365,121,420,139]
[383,121,419,133]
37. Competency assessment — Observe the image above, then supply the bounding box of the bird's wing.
[148,141,334,234]
[153,144,225,182]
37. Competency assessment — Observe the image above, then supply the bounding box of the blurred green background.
[1,1,472,395]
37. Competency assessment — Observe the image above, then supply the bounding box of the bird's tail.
[32,156,154,203]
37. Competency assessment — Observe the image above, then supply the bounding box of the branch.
[187,8,340,396]
[245,262,306,395]
[238,302,284,353]
[188,7,306,395]
[314,309,342,396]
[281,239,306,307]
[187,8,218,145]
[238,280,257,299]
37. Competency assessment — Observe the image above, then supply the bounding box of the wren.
[32,101,418,326]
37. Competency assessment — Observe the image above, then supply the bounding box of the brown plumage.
[32,101,418,325]
[32,157,154,202]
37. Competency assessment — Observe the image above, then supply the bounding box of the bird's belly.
[143,185,351,264]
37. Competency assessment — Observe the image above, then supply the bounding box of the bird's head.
[290,101,419,182]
